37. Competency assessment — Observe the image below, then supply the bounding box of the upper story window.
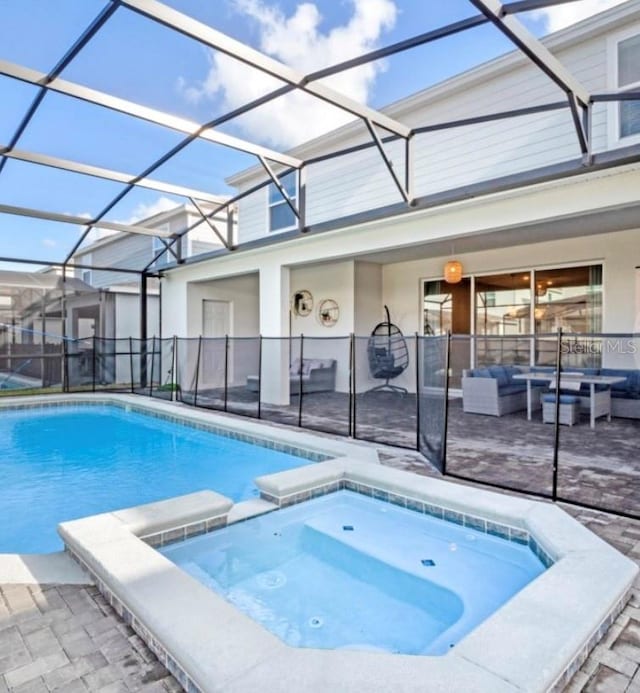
[268,171,297,232]
[612,31,640,142]
[81,269,92,285]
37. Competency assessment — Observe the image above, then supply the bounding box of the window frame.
[421,260,605,338]
[266,171,298,234]
[607,24,640,148]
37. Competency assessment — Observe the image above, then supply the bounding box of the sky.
[0,0,630,269]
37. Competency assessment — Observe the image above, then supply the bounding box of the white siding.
[237,188,268,244]
[306,139,406,225]
[76,234,150,288]
[234,28,621,243]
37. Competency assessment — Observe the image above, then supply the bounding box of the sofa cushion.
[504,366,523,381]
[564,367,600,376]
[600,368,640,395]
[611,390,640,399]
[488,365,510,386]
[309,358,335,371]
[289,358,303,376]
[498,384,527,396]
[472,368,493,379]
[542,393,580,404]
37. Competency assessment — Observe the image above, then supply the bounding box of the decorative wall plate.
[292,290,313,317]
[317,298,339,327]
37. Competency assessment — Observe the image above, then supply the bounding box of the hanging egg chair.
[366,305,409,394]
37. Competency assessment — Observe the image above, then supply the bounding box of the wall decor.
[317,298,339,327]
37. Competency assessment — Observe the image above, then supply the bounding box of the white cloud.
[532,0,628,32]
[42,238,57,248]
[80,197,179,245]
[117,196,180,225]
[177,0,397,148]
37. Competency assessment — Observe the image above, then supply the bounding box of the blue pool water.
[161,490,545,655]
[0,404,312,553]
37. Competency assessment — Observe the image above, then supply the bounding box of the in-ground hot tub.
[160,490,546,656]
[59,456,638,693]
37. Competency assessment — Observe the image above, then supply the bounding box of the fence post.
[257,336,263,419]
[348,333,354,438]
[194,337,202,408]
[441,331,452,475]
[297,334,304,428]
[92,335,97,393]
[129,337,134,393]
[415,333,421,451]
[224,335,229,412]
[61,338,67,393]
[171,336,177,402]
[552,327,563,502]
[352,334,358,440]
[149,336,155,398]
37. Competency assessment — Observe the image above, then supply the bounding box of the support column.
[259,263,290,405]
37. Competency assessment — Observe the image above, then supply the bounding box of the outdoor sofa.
[246,358,337,395]
[462,365,543,417]
[462,365,640,419]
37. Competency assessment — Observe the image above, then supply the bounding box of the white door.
[201,300,231,386]
[203,300,230,337]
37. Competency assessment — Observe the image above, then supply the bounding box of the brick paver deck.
[0,583,178,692]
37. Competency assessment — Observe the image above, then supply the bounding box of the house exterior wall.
[76,233,152,289]
[232,9,640,243]
[382,226,640,368]
[113,293,159,340]
[72,206,229,288]
[162,167,640,328]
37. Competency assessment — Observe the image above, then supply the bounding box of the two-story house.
[70,201,231,342]
[159,1,640,403]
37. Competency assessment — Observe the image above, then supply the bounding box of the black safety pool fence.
[2,331,639,521]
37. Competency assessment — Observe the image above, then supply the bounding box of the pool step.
[300,521,462,625]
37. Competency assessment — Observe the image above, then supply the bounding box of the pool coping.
[58,458,638,693]
[0,393,378,585]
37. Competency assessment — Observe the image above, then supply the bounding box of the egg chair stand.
[366,306,409,395]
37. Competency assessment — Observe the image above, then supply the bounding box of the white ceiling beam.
[0,59,302,168]
[0,203,173,237]
[0,146,227,204]
[468,0,590,105]
[121,0,411,139]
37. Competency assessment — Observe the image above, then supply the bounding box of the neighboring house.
[70,201,232,342]
[159,2,640,402]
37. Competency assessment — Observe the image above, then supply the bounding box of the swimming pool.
[161,490,545,655]
[0,403,317,553]
[0,372,36,390]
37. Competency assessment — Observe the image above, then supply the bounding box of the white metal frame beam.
[188,197,234,250]
[0,59,302,169]
[468,0,592,156]
[0,203,173,238]
[468,0,590,105]
[120,0,411,139]
[257,156,300,221]
[0,146,227,205]
[364,120,413,205]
